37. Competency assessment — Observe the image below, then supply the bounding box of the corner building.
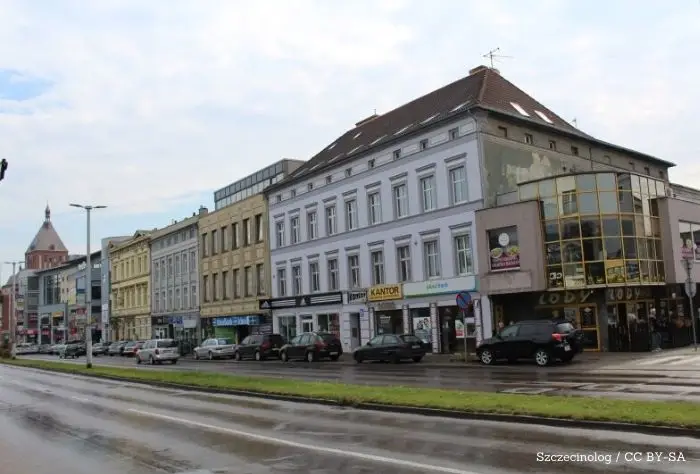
[199,160,302,342]
[109,231,152,340]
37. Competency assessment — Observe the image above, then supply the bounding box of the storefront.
[402,276,484,354]
[264,292,343,345]
[367,284,404,336]
[343,290,369,351]
[211,315,265,343]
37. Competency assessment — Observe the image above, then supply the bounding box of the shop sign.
[259,292,343,310]
[52,311,64,318]
[368,284,403,302]
[488,226,520,271]
[346,290,367,305]
[213,315,261,327]
[403,276,476,298]
[606,287,652,302]
[537,290,594,306]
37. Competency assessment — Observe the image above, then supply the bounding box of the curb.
[3,362,699,439]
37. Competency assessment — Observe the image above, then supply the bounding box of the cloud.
[0,0,699,266]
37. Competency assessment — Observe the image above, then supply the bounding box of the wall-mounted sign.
[368,284,403,302]
[606,287,652,302]
[403,276,476,297]
[213,315,261,327]
[488,226,520,271]
[346,290,367,305]
[259,292,343,310]
[537,290,594,306]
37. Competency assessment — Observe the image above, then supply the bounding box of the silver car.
[136,339,179,365]
[193,338,236,360]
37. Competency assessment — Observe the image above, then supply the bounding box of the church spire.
[45,203,50,222]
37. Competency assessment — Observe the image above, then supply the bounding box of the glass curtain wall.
[519,172,666,289]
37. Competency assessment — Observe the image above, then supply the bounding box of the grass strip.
[3,358,699,429]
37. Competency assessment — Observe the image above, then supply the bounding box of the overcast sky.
[0,0,698,274]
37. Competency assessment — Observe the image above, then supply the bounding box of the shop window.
[580,217,601,238]
[576,174,597,192]
[625,260,640,282]
[547,266,564,287]
[582,238,604,261]
[604,237,623,259]
[585,262,605,285]
[563,263,585,288]
[540,197,558,219]
[596,173,616,190]
[577,192,599,214]
[639,261,651,283]
[598,191,618,214]
[278,316,296,341]
[560,218,580,240]
[546,243,561,265]
[376,310,404,335]
[543,220,560,242]
[622,238,637,259]
[618,190,634,212]
[317,313,340,338]
[561,240,582,263]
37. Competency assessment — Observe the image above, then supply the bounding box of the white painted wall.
[268,118,483,296]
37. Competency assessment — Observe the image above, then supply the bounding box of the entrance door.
[349,313,361,349]
[577,304,600,351]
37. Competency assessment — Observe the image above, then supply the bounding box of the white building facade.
[265,114,492,354]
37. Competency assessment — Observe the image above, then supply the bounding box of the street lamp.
[3,260,24,359]
[70,203,107,369]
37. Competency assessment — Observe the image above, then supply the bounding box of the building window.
[292,265,302,295]
[221,225,229,251]
[223,271,230,299]
[202,233,208,257]
[420,175,437,212]
[345,168,352,177]
[454,234,474,275]
[396,245,411,282]
[348,255,360,288]
[307,211,318,240]
[497,126,508,137]
[154,291,159,312]
[290,216,300,244]
[202,275,209,302]
[309,261,320,292]
[345,199,357,231]
[291,189,296,198]
[175,288,181,310]
[167,257,173,277]
[167,289,172,310]
[277,268,286,296]
[182,252,189,274]
[276,194,282,203]
[420,139,428,150]
[393,183,408,218]
[243,218,251,246]
[393,149,401,160]
[327,258,339,290]
[644,166,650,176]
[449,128,458,140]
[326,175,332,184]
[211,230,218,254]
[244,266,253,296]
[190,251,196,273]
[325,206,337,236]
[367,192,381,225]
[449,166,468,205]
[256,264,265,295]
[423,240,441,278]
[191,284,197,306]
[524,133,534,145]
[370,249,385,285]
[549,140,556,150]
[154,262,159,282]
[212,273,219,300]
[571,146,579,156]
[174,255,180,275]
[233,268,240,298]
[255,214,264,242]
[368,159,375,169]
[275,221,285,247]
[232,222,240,249]
[183,286,189,309]
[308,182,313,191]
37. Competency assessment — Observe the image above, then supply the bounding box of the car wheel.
[136,355,142,364]
[534,349,551,367]
[149,355,155,365]
[234,351,241,361]
[280,351,289,362]
[479,349,494,365]
[171,359,178,365]
[354,352,363,364]
[208,351,214,361]
[412,356,423,363]
[194,352,199,360]
[254,351,262,361]
[306,351,315,363]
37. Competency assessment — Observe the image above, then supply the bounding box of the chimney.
[469,65,499,76]
[198,205,208,215]
[355,113,380,128]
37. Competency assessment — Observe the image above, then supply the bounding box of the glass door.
[300,315,313,333]
[577,304,600,351]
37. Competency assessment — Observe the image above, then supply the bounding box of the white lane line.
[667,355,700,366]
[127,408,475,474]
[637,355,684,366]
[70,396,90,402]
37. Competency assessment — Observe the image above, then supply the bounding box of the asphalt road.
[1,364,699,474]
[20,354,700,402]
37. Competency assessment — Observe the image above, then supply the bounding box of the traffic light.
[0,159,7,181]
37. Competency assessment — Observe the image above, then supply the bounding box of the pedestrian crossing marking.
[667,355,700,366]
[637,355,685,366]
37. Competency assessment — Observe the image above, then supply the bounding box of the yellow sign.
[368,284,403,302]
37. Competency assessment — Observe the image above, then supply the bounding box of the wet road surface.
[2,364,699,473]
[20,354,700,402]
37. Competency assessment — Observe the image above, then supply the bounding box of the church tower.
[25,204,69,270]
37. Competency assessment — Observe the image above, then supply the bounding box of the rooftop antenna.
[482,47,513,68]
[572,118,578,128]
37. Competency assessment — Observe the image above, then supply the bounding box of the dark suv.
[280,332,343,362]
[476,320,583,367]
[234,334,286,361]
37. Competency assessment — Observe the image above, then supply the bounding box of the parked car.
[234,334,285,361]
[280,332,342,362]
[108,341,128,356]
[193,338,236,360]
[16,343,39,355]
[122,341,145,357]
[353,334,426,363]
[136,338,179,365]
[51,344,65,355]
[39,344,53,354]
[59,340,86,359]
[91,341,109,356]
[476,320,581,367]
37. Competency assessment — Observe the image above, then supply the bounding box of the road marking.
[500,387,557,394]
[70,396,89,402]
[667,355,700,366]
[637,356,684,366]
[127,408,476,474]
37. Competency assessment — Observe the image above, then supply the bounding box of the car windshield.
[401,335,422,343]
[217,338,232,345]
[157,340,178,348]
[317,333,336,342]
[556,323,575,333]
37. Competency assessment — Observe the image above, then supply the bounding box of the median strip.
[3,358,700,431]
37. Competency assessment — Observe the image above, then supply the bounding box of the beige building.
[109,230,152,340]
[199,193,270,342]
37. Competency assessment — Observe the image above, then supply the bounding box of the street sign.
[686,281,697,298]
[456,291,471,310]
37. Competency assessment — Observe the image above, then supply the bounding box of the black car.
[353,334,425,363]
[234,334,286,361]
[476,320,581,367]
[59,340,86,359]
[280,332,342,362]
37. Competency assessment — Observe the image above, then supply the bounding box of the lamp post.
[3,260,24,359]
[70,203,107,368]
[682,254,698,351]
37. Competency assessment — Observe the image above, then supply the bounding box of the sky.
[0,0,698,277]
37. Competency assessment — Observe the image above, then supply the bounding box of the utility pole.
[70,203,107,368]
[4,260,23,358]
[683,255,698,351]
